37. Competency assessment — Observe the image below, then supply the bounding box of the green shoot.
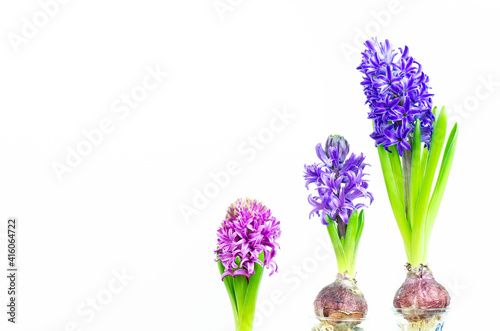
[238,253,264,331]
[388,144,405,208]
[326,211,366,277]
[344,211,359,275]
[217,259,238,324]
[423,124,458,262]
[375,107,458,267]
[326,215,348,273]
[233,257,248,321]
[377,143,412,261]
[412,107,447,265]
[217,253,266,331]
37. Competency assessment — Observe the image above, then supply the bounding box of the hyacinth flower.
[304,135,373,328]
[215,198,281,331]
[357,38,458,329]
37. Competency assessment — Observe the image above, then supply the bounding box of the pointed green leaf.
[420,145,429,188]
[423,123,458,262]
[351,209,365,276]
[217,256,239,321]
[377,144,412,261]
[388,144,405,207]
[356,209,365,243]
[232,256,248,321]
[325,215,348,273]
[238,252,265,331]
[234,275,248,320]
[344,210,359,275]
[412,107,447,265]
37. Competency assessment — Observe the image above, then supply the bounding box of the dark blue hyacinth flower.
[357,38,435,155]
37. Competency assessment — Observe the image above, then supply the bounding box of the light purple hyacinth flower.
[304,135,373,237]
[215,198,281,280]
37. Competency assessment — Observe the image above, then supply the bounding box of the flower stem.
[402,148,412,221]
[409,121,422,231]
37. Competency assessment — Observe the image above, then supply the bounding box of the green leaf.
[420,145,429,188]
[234,275,248,321]
[388,144,405,207]
[217,256,239,323]
[376,144,412,261]
[238,252,265,331]
[412,107,447,265]
[418,107,436,188]
[409,119,421,229]
[325,215,348,273]
[344,210,359,276]
[423,123,458,262]
[356,209,365,244]
[419,106,436,186]
[351,210,365,275]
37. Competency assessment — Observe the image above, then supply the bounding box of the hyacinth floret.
[304,135,373,236]
[357,38,435,155]
[215,198,281,280]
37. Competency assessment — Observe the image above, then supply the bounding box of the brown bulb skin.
[314,273,367,322]
[393,264,450,321]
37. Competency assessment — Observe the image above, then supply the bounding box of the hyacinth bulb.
[393,264,450,321]
[314,273,367,325]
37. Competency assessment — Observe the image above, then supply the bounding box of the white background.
[1,0,499,330]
